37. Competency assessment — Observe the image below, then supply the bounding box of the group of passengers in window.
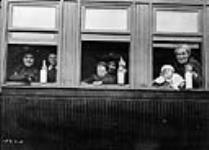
[81,53,127,85]
[8,44,202,89]
[9,50,57,83]
[153,44,202,90]
[82,61,116,85]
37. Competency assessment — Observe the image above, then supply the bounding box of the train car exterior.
[0,0,209,150]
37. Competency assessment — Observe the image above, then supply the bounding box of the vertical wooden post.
[0,0,8,91]
[61,1,80,86]
[0,3,2,92]
[133,3,151,88]
[203,3,209,89]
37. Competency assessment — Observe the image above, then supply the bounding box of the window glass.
[11,6,56,29]
[84,8,128,31]
[156,11,199,33]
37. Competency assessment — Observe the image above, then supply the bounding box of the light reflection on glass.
[156,11,198,33]
[11,6,56,29]
[84,9,128,31]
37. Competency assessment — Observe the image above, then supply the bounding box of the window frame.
[3,1,62,86]
[7,1,61,45]
[79,3,132,87]
[7,32,59,45]
[151,5,205,90]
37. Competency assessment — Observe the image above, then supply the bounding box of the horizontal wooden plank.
[81,34,131,42]
[153,36,202,42]
[150,0,204,5]
[81,0,204,5]
[81,0,134,4]
[153,43,200,49]
[2,86,209,100]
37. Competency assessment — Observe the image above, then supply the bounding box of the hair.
[48,53,56,56]
[108,60,116,66]
[161,64,174,73]
[97,61,107,68]
[96,61,108,72]
[174,44,191,56]
[23,52,34,58]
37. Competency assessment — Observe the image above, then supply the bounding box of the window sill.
[78,84,130,89]
[3,82,130,89]
[2,82,207,92]
[1,84,209,100]
[4,82,58,87]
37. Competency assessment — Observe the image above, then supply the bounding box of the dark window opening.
[153,42,201,79]
[152,42,202,89]
[81,41,129,85]
[6,44,57,83]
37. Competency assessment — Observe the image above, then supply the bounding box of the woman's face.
[23,53,34,67]
[175,48,190,64]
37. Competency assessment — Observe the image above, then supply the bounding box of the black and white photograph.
[0,0,209,150]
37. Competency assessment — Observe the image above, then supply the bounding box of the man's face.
[108,61,116,73]
[48,53,57,66]
[175,48,190,64]
[97,65,107,77]
[23,53,34,67]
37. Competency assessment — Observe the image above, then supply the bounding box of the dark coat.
[9,65,39,82]
[83,73,116,84]
[47,67,57,83]
[174,57,202,88]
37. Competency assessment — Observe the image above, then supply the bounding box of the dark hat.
[101,52,120,62]
[18,46,39,62]
[21,46,34,55]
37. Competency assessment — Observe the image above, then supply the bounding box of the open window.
[81,41,129,85]
[7,44,57,83]
[153,42,202,79]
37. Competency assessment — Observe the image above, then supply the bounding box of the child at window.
[82,61,116,85]
[152,64,184,90]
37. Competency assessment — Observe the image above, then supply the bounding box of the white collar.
[48,65,57,70]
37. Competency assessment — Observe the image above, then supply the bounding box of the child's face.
[97,65,107,77]
[162,69,173,79]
